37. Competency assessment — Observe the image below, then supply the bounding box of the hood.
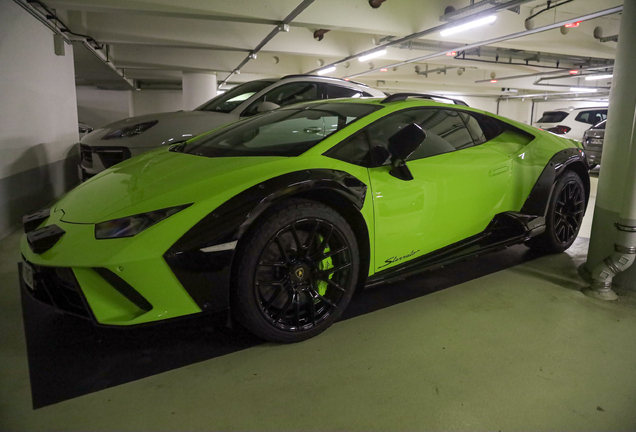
[80,110,238,149]
[57,149,286,223]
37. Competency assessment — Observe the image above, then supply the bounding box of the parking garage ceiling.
[26,0,621,99]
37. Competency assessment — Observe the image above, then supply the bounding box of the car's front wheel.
[526,170,586,253]
[234,199,359,343]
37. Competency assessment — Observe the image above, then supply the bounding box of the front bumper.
[19,208,206,326]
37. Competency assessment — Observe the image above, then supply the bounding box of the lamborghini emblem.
[295,268,305,279]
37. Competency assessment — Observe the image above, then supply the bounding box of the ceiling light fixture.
[317,66,336,75]
[446,51,457,56]
[490,79,498,83]
[570,87,597,92]
[440,15,497,37]
[565,21,582,28]
[569,70,579,75]
[380,68,388,72]
[358,49,387,62]
[585,74,613,81]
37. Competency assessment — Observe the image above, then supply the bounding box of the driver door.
[366,108,513,272]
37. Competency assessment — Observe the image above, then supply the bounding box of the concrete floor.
[2,170,636,431]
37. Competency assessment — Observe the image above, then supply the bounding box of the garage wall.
[0,0,79,239]
[76,86,132,129]
[132,90,184,116]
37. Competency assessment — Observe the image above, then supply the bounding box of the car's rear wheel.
[234,199,359,343]
[525,170,586,253]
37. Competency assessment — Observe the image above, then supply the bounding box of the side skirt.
[365,212,544,288]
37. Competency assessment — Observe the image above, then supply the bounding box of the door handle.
[489,166,509,176]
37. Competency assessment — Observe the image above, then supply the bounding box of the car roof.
[547,107,608,113]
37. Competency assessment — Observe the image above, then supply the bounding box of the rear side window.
[323,84,371,99]
[575,110,607,125]
[537,111,569,123]
[242,82,320,116]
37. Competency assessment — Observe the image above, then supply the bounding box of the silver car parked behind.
[78,75,385,180]
[582,119,605,169]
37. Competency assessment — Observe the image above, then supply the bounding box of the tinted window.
[576,110,607,125]
[593,120,607,130]
[325,130,373,166]
[181,103,380,158]
[361,108,474,165]
[323,84,370,99]
[537,111,569,123]
[196,80,273,113]
[242,82,320,116]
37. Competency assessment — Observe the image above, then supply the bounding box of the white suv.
[78,76,385,180]
[533,107,607,141]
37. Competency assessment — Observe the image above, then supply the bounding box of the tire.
[233,198,360,343]
[525,170,586,253]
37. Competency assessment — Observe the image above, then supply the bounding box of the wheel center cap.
[291,264,310,283]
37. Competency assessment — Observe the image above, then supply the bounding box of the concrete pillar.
[182,72,217,110]
[585,0,636,290]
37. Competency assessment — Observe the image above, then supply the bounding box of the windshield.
[195,80,274,113]
[537,111,569,123]
[593,119,606,130]
[181,102,381,157]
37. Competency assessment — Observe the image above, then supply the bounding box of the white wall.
[0,0,78,180]
[132,90,183,116]
[76,86,132,128]
[0,0,80,237]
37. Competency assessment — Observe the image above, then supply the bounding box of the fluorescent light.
[440,15,497,37]
[585,74,613,81]
[317,66,336,75]
[358,49,387,62]
[570,87,598,93]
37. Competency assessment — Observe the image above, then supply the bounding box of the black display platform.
[21,244,546,408]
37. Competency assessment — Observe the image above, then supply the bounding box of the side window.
[362,108,474,165]
[460,112,506,144]
[459,112,487,145]
[324,130,373,167]
[323,84,366,99]
[242,82,320,116]
[576,110,607,125]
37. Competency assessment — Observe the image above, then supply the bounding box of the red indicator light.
[380,68,388,72]
[343,78,350,81]
[490,79,497,83]
[446,51,457,56]
[565,21,581,28]
[569,70,579,75]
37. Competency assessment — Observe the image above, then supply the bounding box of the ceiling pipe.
[218,0,315,88]
[474,66,614,83]
[344,5,623,79]
[305,0,533,74]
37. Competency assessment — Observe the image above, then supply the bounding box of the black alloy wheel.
[526,170,586,252]
[235,199,359,343]
[553,180,586,244]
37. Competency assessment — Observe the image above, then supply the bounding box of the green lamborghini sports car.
[19,94,590,342]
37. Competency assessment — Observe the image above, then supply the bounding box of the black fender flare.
[520,147,590,217]
[164,169,367,312]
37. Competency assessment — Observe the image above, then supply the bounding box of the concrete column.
[585,0,636,290]
[182,72,217,110]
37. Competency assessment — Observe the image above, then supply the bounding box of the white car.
[78,76,385,180]
[533,107,607,141]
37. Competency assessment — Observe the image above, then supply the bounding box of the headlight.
[95,204,191,239]
[102,120,158,140]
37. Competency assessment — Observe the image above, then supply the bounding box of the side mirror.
[257,101,280,113]
[387,123,425,181]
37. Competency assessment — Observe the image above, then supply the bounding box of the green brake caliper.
[314,235,333,297]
